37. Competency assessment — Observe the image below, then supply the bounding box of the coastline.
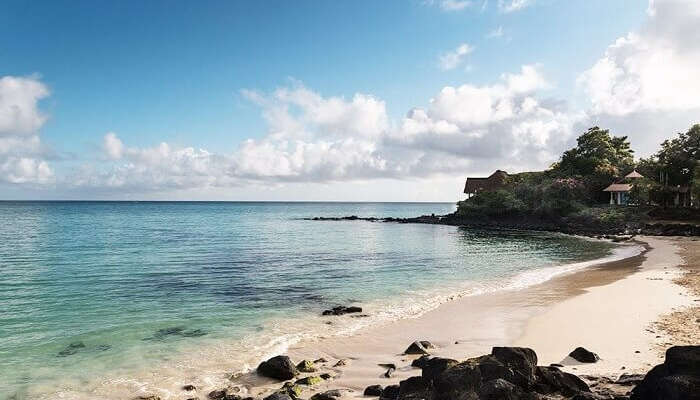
[211,235,696,399]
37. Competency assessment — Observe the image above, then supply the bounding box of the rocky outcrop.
[379,347,592,400]
[630,345,700,400]
[296,359,317,372]
[569,347,600,363]
[321,306,363,316]
[405,341,435,355]
[257,355,299,381]
[364,384,384,396]
[309,390,342,400]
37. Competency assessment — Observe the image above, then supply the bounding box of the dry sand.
[230,236,698,399]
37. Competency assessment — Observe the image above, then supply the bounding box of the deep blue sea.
[0,201,637,399]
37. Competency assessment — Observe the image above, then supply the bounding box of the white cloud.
[498,0,534,13]
[84,64,580,194]
[579,0,700,116]
[439,43,475,71]
[0,76,54,184]
[440,0,473,11]
[486,26,504,39]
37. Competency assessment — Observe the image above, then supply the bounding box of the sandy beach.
[225,236,699,399]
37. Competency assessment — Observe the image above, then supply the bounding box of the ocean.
[0,201,640,399]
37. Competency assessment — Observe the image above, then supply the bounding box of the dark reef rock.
[296,359,317,372]
[421,357,458,382]
[411,355,432,369]
[322,305,363,316]
[397,376,431,400]
[207,389,228,399]
[57,341,86,357]
[257,355,299,381]
[477,378,524,400]
[263,393,293,400]
[569,347,600,363]
[182,384,196,391]
[404,341,435,355]
[379,384,400,400]
[630,345,700,400]
[364,384,384,396]
[535,366,590,396]
[309,390,342,400]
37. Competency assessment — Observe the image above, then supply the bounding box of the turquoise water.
[0,201,627,399]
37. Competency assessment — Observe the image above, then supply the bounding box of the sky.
[1,0,699,201]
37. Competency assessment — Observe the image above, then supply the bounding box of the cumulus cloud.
[439,43,475,71]
[86,64,582,193]
[579,0,700,116]
[0,76,54,184]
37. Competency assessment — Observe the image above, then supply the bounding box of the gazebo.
[603,170,644,205]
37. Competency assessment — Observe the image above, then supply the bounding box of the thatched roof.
[603,183,632,192]
[464,170,508,194]
[625,170,644,179]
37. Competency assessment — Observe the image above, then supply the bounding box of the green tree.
[551,127,634,202]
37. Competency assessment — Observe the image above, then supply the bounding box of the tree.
[551,127,634,203]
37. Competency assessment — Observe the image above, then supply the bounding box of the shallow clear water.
[0,201,626,399]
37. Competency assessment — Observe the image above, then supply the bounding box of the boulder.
[296,359,317,372]
[397,376,431,400]
[534,366,590,396]
[405,341,435,355]
[320,373,333,380]
[411,355,432,369]
[279,382,303,398]
[569,347,600,363]
[630,346,700,400]
[615,373,645,386]
[263,394,293,400]
[490,347,538,388]
[322,306,363,316]
[421,357,458,382]
[182,385,196,391]
[477,378,524,400]
[364,384,384,396]
[379,384,400,400]
[431,361,482,400]
[310,390,342,400]
[295,376,323,386]
[208,390,228,400]
[258,355,299,381]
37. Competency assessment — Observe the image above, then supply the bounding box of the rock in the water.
[57,341,86,357]
[615,373,645,386]
[364,384,383,396]
[477,378,524,400]
[322,306,363,316]
[569,347,600,363]
[182,384,196,391]
[296,359,317,372]
[258,355,299,381]
[397,376,431,400]
[404,341,435,355]
[134,396,161,400]
[630,345,700,400]
[333,359,348,367]
[320,373,333,380]
[279,382,303,398]
[379,384,400,400]
[309,390,342,400]
[411,355,432,369]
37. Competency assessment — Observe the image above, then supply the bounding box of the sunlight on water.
[0,201,627,399]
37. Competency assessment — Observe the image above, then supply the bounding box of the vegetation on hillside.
[456,124,700,225]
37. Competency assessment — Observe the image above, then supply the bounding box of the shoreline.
[212,236,695,399]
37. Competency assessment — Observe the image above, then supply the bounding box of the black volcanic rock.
[631,345,700,400]
[322,306,363,316]
[257,355,299,381]
[569,347,600,363]
[404,341,435,355]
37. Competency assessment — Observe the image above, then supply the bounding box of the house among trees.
[463,170,509,198]
[603,170,643,205]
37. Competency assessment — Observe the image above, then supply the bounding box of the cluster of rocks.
[134,345,699,400]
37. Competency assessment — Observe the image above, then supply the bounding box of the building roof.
[464,170,508,194]
[625,170,644,179]
[603,183,633,192]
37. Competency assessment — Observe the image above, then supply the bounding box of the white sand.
[514,236,693,376]
[236,236,694,398]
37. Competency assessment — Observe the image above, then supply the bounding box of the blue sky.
[1,0,698,200]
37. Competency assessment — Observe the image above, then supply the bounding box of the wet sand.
[224,236,696,399]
